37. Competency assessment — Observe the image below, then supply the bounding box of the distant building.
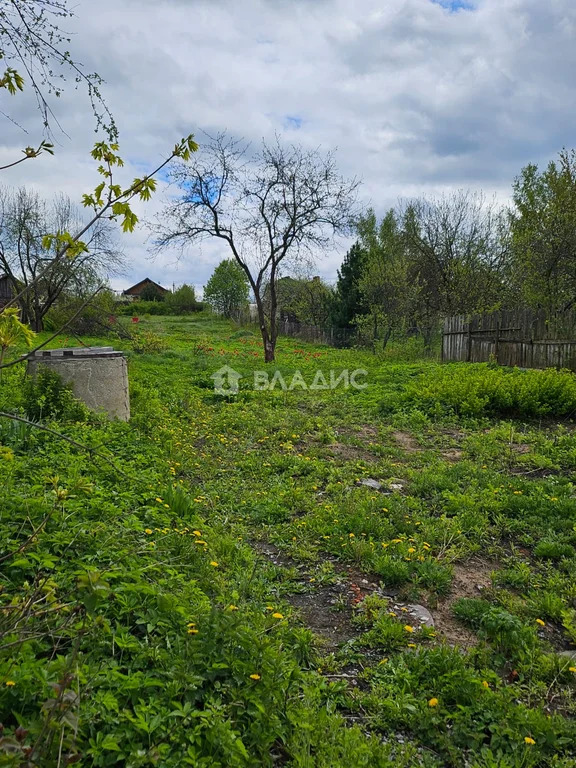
[0,275,15,309]
[121,278,169,301]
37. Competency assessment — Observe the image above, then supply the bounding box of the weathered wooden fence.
[442,309,576,372]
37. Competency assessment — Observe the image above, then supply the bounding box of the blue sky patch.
[431,0,474,11]
[284,115,303,130]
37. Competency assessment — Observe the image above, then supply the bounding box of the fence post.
[467,319,472,362]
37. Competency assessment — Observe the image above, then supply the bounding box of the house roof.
[122,277,169,296]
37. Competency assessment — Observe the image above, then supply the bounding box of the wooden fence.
[442,309,576,372]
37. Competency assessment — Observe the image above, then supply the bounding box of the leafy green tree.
[140,283,165,302]
[331,242,366,329]
[274,276,333,326]
[203,259,249,319]
[355,209,416,350]
[510,149,576,313]
[166,284,201,314]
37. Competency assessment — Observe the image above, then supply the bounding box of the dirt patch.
[289,585,358,648]
[252,542,381,648]
[431,559,495,647]
[442,448,464,462]
[510,443,533,454]
[392,431,421,453]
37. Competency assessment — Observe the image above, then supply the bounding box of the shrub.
[23,368,88,422]
[165,284,204,314]
[384,363,576,419]
[130,329,167,354]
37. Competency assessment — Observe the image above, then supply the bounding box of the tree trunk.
[253,291,275,363]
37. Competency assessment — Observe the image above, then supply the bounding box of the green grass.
[2,314,576,766]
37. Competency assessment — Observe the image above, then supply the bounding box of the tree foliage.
[204,260,249,319]
[0,187,124,330]
[510,149,576,313]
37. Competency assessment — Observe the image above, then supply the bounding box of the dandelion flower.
[193,530,202,537]
[5,680,15,687]
[524,737,535,745]
[536,618,546,627]
[229,605,239,611]
[404,625,414,633]
[144,528,153,534]
[250,674,261,680]
[187,628,199,634]
[210,561,219,567]
[272,612,284,619]
[569,667,576,673]
[407,643,417,648]
[482,681,490,689]
[428,698,439,707]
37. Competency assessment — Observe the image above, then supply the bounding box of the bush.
[118,300,171,316]
[165,284,204,314]
[23,368,88,422]
[130,329,167,354]
[118,299,205,316]
[384,363,576,419]
[44,289,118,336]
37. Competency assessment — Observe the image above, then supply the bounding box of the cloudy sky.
[1,0,575,295]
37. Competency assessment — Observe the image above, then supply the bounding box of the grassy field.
[2,313,576,767]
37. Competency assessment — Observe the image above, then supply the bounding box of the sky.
[1,0,575,296]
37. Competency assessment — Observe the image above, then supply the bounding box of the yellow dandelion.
[404,625,414,633]
[144,528,153,534]
[408,547,416,554]
[524,737,535,745]
[5,680,15,687]
[210,561,219,567]
[272,612,284,619]
[250,674,261,680]
[195,540,207,546]
[428,698,439,707]
[228,604,239,611]
[482,680,490,689]
[407,643,417,648]
[569,667,576,673]
[187,628,199,634]
[193,530,202,537]
[536,618,545,627]
[155,497,163,503]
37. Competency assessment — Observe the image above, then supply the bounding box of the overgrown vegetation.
[2,315,576,766]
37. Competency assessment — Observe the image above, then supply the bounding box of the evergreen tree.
[331,242,366,328]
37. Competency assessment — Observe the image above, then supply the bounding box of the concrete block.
[28,348,130,421]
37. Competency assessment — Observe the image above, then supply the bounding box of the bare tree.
[0,186,124,330]
[400,191,510,345]
[153,133,359,361]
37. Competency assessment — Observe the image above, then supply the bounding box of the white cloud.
[2,0,575,289]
